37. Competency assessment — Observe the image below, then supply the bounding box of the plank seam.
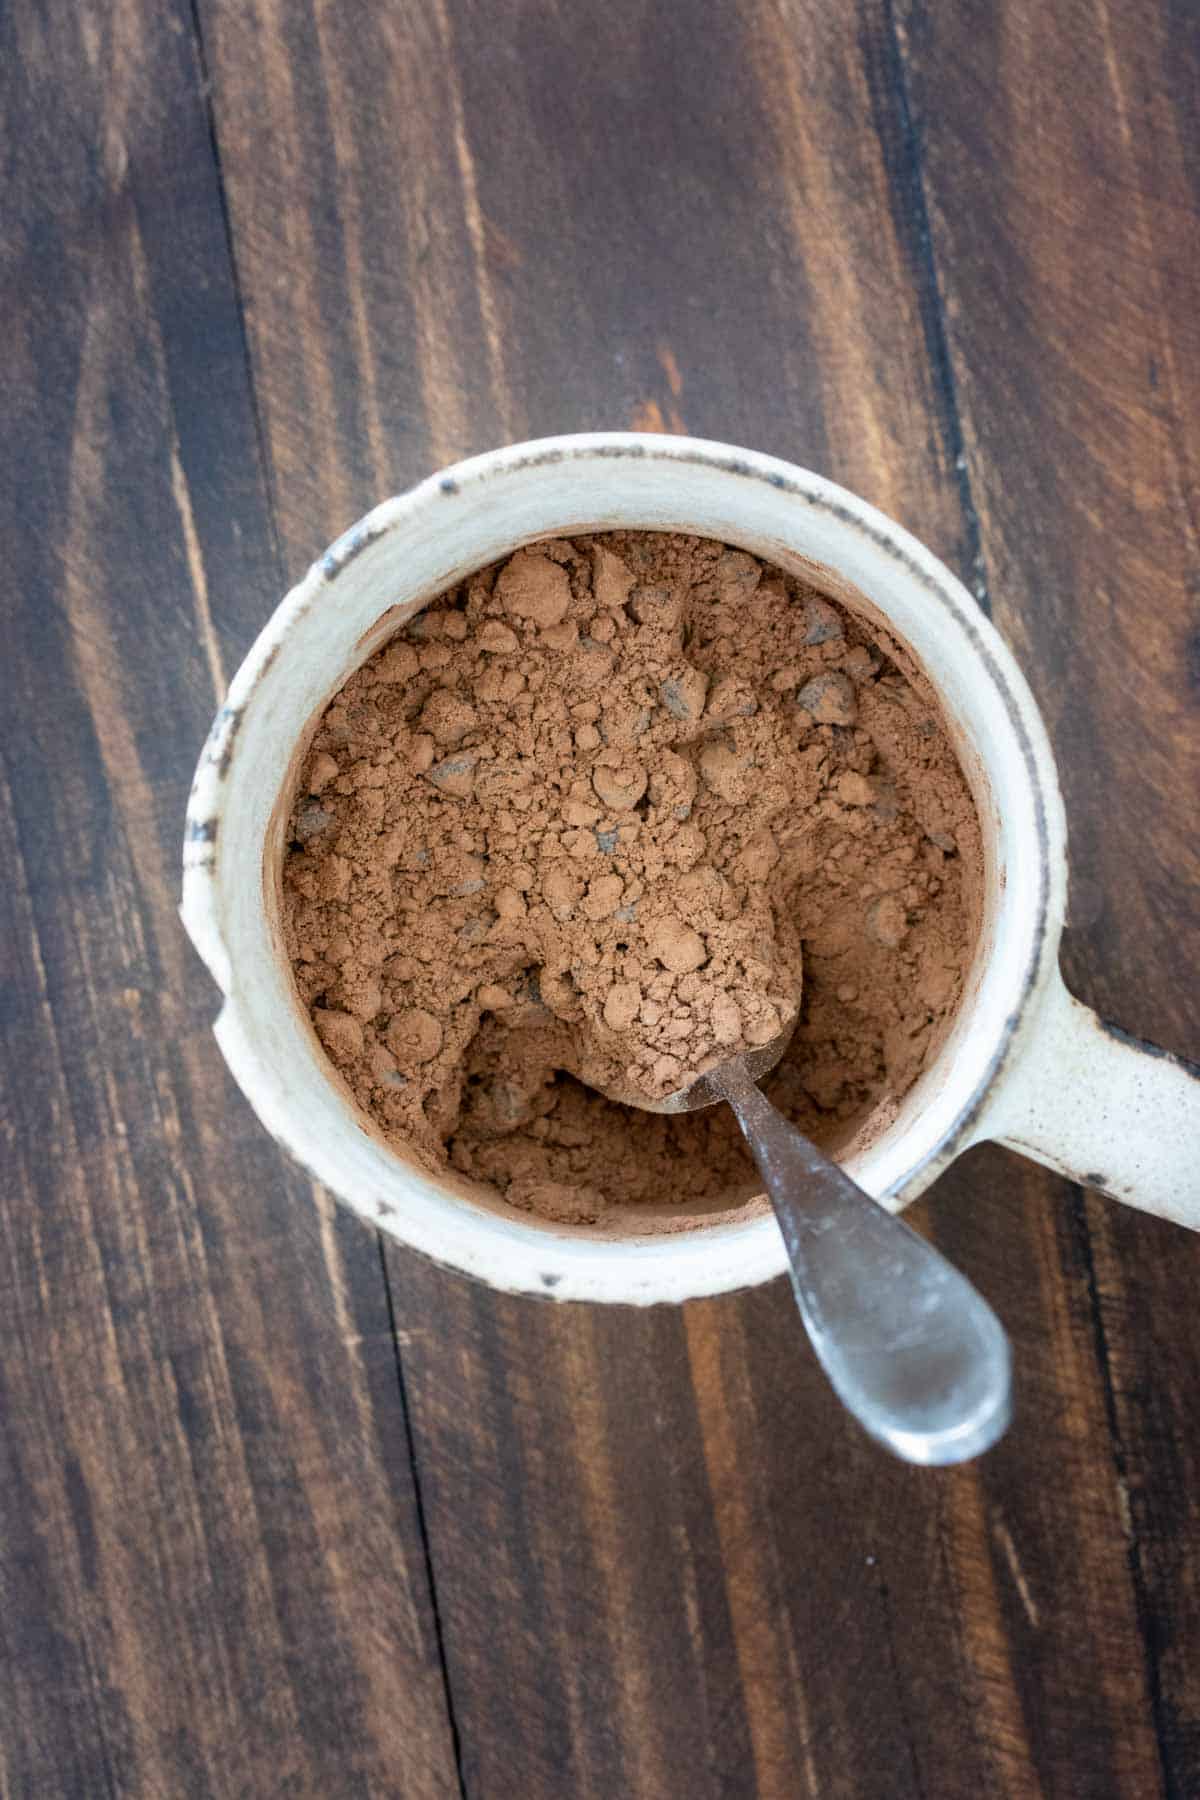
[1068,1188,1174,1800]
[876,0,992,617]
[377,1237,468,1800]
[874,1566,929,1800]
[186,0,285,594]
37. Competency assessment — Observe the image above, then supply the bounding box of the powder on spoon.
[282,532,982,1227]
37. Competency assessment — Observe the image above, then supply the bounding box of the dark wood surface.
[2,0,1197,1794]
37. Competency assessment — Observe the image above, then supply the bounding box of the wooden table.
[4,1,1198,1793]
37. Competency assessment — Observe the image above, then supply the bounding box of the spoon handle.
[714,1059,1012,1465]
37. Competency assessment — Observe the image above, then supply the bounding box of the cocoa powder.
[282,532,982,1227]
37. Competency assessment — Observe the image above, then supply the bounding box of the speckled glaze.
[181,434,1200,1303]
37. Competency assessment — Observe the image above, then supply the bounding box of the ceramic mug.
[181,434,1200,1303]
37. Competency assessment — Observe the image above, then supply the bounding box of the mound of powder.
[282,532,982,1226]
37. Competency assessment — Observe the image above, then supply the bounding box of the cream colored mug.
[181,434,1200,1303]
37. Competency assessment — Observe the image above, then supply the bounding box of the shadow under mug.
[181,434,1200,1303]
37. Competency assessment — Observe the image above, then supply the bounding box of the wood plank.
[196,0,975,568]
[197,1,1185,1794]
[0,3,458,1794]
[393,1152,1167,1798]
[897,0,1200,1790]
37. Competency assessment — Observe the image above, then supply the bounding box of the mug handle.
[980,969,1200,1228]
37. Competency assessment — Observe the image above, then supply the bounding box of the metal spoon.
[597,1037,1012,1465]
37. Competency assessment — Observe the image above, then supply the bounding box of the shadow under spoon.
[593,1037,1012,1466]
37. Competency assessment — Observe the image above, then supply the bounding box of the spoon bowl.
[584,1026,796,1114]
[591,1041,1013,1466]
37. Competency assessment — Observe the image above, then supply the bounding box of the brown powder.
[282,532,982,1227]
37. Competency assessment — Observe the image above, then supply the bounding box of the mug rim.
[182,432,1067,1302]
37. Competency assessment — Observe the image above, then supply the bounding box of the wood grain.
[195,0,979,570]
[898,0,1200,1789]
[0,3,457,1794]
[198,0,1198,1797]
[2,0,1197,1793]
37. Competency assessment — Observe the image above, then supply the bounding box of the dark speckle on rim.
[377,1200,396,1217]
[1099,1018,1169,1059]
[1084,1173,1109,1190]
[509,447,569,472]
[321,519,385,580]
[439,476,459,495]
[206,702,244,776]
[541,1272,563,1288]
[185,816,218,844]
[1098,1017,1200,1079]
